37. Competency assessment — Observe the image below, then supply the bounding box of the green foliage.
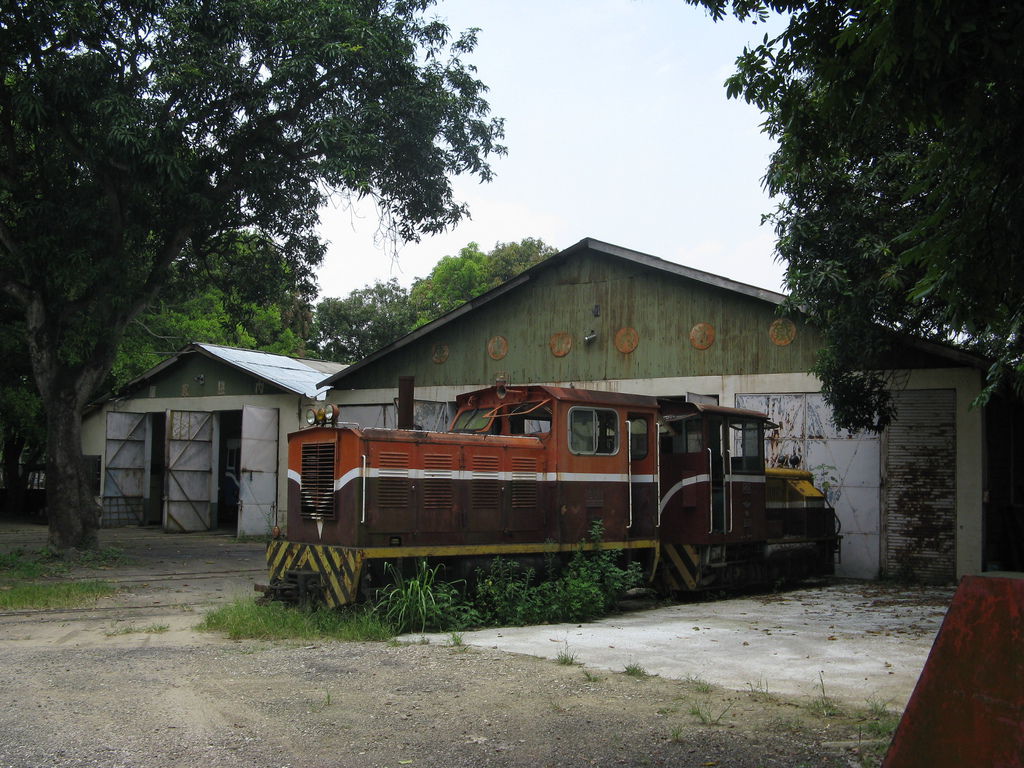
[688,0,1024,428]
[310,236,556,362]
[409,237,557,326]
[197,598,392,641]
[0,580,116,610]
[376,560,475,634]
[311,279,417,363]
[624,662,649,679]
[1,0,504,548]
[469,521,643,626]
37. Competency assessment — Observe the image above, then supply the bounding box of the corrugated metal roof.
[195,344,345,399]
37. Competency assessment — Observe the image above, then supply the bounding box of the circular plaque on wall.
[549,332,573,357]
[487,335,509,360]
[614,327,639,354]
[768,318,797,346]
[689,322,716,350]
[431,343,449,364]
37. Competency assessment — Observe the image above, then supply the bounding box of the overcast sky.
[316,0,787,299]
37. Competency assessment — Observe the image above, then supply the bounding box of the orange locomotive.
[264,384,840,606]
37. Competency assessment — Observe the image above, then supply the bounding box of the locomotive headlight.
[323,404,339,423]
[305,407,317,426]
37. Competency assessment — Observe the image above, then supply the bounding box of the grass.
[447,631,464,647]
[0,547,125,610]
[688,699,733,725]
[105,623,170,636]
[0,580,116,610]
[555,644,578,666]
[196,598,393,641]
[581,669,601,683]
[861,698,900,739]
[624,662,649,679]
[746,677,777,703]
[684,674,713,694]
[807,671,842,718]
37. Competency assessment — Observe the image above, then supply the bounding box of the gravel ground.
[0,524,942,767]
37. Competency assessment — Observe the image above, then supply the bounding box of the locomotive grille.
[377,451,410,508]
[300,442,336,519]
[471,455,501,510]
[423,453,454,511]
[510,457,538,508]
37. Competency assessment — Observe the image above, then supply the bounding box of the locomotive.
[264,383,840,607]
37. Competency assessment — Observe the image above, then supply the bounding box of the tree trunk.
[45,389,101,551]
[2,433,27,517]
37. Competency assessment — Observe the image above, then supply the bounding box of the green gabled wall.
[336,249,824,390]
[123,352,289,400]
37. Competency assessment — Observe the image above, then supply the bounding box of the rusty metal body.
[882,575,1024,768]
[266,385,839,605]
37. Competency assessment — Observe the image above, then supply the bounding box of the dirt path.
[0,523,951,767]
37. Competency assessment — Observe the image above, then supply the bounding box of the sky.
[316,0,787,299]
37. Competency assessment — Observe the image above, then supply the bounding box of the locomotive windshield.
[451,408,492,433]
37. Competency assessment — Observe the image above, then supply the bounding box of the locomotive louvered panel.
[300,442,336,519]
[510,456,538,508]
[377,450,410,508]
[471,455,501,510]
[422,453,455,511]
[883,389,956,583]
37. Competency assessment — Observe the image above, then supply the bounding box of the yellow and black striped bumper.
[659,542,701,591]
[266,541,365,608]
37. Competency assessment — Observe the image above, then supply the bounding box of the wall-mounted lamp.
[584,330,598,344]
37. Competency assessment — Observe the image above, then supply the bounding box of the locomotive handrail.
[482,397,553,420]
[707,447,714,534]
[360,454,368,524]
[626,419,634,529]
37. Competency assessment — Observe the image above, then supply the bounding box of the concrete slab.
[418,582,952,707]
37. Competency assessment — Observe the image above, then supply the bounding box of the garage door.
[883,389,956,583]
[238,405,279,536]
[164,410,215,532]
[102,412,149,526]
[737,393,881,579]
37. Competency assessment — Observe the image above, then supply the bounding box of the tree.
[409,237,557,323]
[0,0,504,549]
[0,303,44,518]
[687,1,1024,430]
[312,279,416,363]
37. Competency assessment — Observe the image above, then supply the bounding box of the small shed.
[81,343,344,536]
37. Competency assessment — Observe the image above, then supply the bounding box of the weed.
[447,631,464,647]
[746,677,777,702]
[555,644,578,666]
[669,725,685,743]
[861,698,900,739]
[581,669,601,683]
[624,662,648,679]
[324,691,332,707]
[0,580,115,610]
[808,671,842,718]
[688,699,733,725]
[197,598,393,641]
[376,560,473,633]
[469,522,642,627]
[104,623,169,636]
[685,674,712,694]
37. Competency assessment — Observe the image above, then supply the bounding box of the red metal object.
[883,575,1024,768]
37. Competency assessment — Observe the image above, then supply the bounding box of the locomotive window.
[451,408,492,433]
[629,418,649,460]
[569,407,619,455]
[729,419,763,473]
[509,402,552,435]
[682,420,703,453]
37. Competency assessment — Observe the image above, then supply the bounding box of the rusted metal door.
[102,412,149,526]
[238,405,279,536]
[163,410,215,532]
[882,389,956,583]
